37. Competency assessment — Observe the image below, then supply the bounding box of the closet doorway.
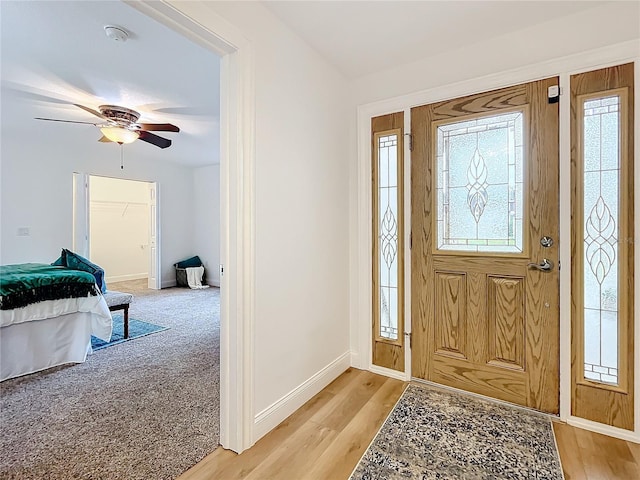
[73,173,160,290]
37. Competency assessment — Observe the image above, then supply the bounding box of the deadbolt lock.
[540,236,554,248]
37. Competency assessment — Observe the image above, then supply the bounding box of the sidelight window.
[581,94,624,386]
[374,131,402,341]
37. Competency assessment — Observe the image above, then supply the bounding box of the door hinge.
[219,264,224,276]
[558,260,561,271]
[404,331,412,349]
[404,133,413,151]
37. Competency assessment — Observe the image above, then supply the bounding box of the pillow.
[51,253,65,266]
[175,256,203,269]
[61,249,107,293]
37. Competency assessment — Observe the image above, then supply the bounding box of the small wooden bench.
[103,291,134,339]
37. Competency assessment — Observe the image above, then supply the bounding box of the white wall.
[350,2,640,105]
[193,164,220,286]
[0,122,197,288]
[89,176,150,283]
[167,1,352,429]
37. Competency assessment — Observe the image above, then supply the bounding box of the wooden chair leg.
[124,306,129,339]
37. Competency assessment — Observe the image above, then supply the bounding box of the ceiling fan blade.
[74,104,109,120]
[138,131,171,149]
[98,135,113,143]
[35,117,97,125]
[138,123,180,132]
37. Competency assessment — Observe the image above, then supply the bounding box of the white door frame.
[148,181,160,290]
[126,1,256,452]
[72,172,90,258]
[74,175,160,289]
[354,41,640,443]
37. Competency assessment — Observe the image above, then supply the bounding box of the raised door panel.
[487,276,525,370]
[434,272,467,360]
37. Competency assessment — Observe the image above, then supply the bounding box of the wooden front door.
[411,78,560,413]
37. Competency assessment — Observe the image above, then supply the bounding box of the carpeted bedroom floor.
[0,279,220,480]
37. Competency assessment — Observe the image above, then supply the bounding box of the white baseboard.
[370,364,408,381]
[160,279,218,289]
[106,273,148,283]
[253,351,351,442]
[567,416,640,444]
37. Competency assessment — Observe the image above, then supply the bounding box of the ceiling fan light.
[100,127,139,144]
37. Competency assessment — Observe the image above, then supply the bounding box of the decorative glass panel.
[378,134,399,340]
[582,95,620,385]
[436,112,524,253]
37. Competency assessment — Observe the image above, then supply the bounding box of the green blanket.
[0,263,99,310]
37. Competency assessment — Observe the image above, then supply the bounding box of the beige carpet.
[0,280,220,480]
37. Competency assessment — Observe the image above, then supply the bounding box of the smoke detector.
[104,25,129,42]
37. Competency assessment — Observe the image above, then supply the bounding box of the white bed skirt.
[0,312,96,382]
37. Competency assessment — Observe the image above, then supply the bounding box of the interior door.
[411,78,560,413]
[72,172,90,258]
[148,182,160,290]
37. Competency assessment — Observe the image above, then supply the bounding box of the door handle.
[527,258,553,272]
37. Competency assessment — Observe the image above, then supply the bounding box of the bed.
[0,263,112,381]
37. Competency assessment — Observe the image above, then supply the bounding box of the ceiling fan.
[35,104,180,149]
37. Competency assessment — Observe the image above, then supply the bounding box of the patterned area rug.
[351,384,564,480]
[91,314,169,351]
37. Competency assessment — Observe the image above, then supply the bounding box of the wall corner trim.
[350,351,361,368]
[253,351,351,442]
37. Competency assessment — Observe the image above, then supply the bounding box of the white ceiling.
[0,0,618,168]
[1,1,221,168]
[263,1,610,79]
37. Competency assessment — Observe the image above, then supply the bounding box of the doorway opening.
[87,175,159,290]
[72,173,161,291]
[130,1,257,452]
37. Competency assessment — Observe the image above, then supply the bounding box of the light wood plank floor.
[180,369,639,480]
[553,421,640,479]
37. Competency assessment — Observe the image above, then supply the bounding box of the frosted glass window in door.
[378,134,399,340]
[436,112,524,253]
[582,95,620,385]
